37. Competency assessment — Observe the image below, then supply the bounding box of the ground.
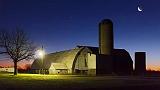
[0,73,160,90]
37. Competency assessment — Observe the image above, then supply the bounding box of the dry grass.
[0,73,160,90]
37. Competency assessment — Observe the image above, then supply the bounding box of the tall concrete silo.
[99,19,114,55]
[97,19,114,75]
[135,52,146,75]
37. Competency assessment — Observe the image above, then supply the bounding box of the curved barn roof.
[31,47,84,69]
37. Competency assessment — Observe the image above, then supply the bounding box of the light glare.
[35,49,45,59]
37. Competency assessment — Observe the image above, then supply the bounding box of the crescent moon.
[138,6,142,12]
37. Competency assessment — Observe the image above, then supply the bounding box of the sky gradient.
[0,0,160,70]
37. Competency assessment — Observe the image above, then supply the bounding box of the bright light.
[35,49,45,59]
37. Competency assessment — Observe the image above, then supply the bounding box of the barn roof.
[77,45,99,54]
[77,46,131,58]
[31,47,84,69]
[50,63,68,70]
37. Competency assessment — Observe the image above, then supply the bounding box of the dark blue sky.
[1,0,160,67]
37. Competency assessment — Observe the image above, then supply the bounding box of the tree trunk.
[14,61,18,75]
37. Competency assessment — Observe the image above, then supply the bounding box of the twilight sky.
[0,0,160,69]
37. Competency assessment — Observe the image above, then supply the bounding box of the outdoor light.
[35,46,45,74]
[36,48,45,59]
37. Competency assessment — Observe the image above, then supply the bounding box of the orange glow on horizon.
[0,59,33,70]
[147,65,160,71]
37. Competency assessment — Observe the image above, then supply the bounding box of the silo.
[97,19,114,75]
[99,19,114,55]
[135,52,146,75]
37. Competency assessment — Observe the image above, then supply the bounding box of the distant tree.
[0,28,36,75]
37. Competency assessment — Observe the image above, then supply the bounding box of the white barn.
[31,46,133,75]
[31,46,97,75]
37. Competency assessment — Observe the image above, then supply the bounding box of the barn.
[31,46,133,75]
[31,46,96,75]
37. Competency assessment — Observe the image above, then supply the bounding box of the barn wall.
[49,69,68,74]
[49,65,56,74]
[87,53,96,75]
[74,48,88,73]
[74,48,96,75]
[73,47,93,75]
[49,63,68,74]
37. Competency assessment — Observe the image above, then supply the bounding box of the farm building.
[31,19,135,75]
[31,46,96,75]
[31,46,133,75]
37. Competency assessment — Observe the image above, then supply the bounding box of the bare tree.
[0,28,36,75]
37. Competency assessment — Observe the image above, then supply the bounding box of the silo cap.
[100,19,113,25]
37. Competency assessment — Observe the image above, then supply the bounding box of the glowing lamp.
[36,49,45,59]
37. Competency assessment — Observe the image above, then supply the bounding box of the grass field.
[1,73,160,90]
